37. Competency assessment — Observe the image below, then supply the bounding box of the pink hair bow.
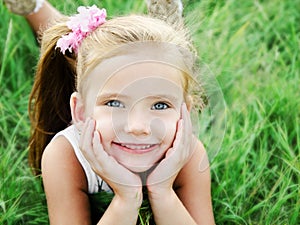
[56,5,107,54]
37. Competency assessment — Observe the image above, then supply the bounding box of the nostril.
[125,121,151,136]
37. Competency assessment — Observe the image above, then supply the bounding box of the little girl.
[28,4,215,225]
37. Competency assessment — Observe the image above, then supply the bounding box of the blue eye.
[151,102,169,110]
[106,100,124,108]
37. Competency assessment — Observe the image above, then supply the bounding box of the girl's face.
[84,56,185,173]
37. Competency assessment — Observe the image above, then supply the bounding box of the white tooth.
[121,144,152,150]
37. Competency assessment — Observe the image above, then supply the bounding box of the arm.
[96,196,140,225]
[146,104,215,224]
[80,118,143,225]
[175,141,215,224]
[149,140,215,225]
[25,1,62,34]
[42,136,92,225]
[42,134,142,225]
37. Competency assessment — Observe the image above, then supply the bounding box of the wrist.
[147,185,175,202]
[114,187,143,207]
[98,189,143,225]
[146,178,174,196]
[147,188,179,217]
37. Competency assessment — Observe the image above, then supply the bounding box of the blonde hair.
[77,15,204,109]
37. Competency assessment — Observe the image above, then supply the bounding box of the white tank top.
[52,125,111,193]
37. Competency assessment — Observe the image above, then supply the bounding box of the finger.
[90,130,107,173]
[172,118,183,151]
[181,103,193,151]
[92,130,108,163]
[88,130,114,175]
[80,118,96,161]
[161,119,184,166]
[147,119,185,185]
[181,103,192,135]
[90,130,123,180]
[79,118,91,147]
[183,106,198,160]
[92,132,141,187]
[79,125,141,187]
[147,104,194,185]
[147,152,180,185]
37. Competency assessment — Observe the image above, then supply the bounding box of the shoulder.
[42,135,88,192]
[42,135,76,168]
[42,136,93,223]
[42,125,81,176]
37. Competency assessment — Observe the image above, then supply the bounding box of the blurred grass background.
[0,0,299,224]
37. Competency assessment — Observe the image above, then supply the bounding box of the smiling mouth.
[112,142,157,153]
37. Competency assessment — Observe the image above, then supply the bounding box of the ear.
[70,92,86,127]
[185,95,193,112]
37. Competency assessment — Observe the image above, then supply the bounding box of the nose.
[124,107,151,136]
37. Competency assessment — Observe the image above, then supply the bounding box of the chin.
[122,163,155,173]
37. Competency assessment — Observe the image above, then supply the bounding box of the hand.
[147,103,195,193]
[79,118,142,201]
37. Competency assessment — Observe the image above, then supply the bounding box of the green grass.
[0,0,299,224]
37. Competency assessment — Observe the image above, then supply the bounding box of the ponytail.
[28,18,77,175]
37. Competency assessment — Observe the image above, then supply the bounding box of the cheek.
[93,108,115,146]
[151,114,178,144]
[93,108,127,146]
[94,108,125,129]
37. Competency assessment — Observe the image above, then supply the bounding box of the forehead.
[100,61,183,94]
[83,53,186,104]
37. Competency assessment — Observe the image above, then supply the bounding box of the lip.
[112,142,158,154]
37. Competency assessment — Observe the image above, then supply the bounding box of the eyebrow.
[96,93,129,103]
[148,94,180,103]
[96,93,181,103]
